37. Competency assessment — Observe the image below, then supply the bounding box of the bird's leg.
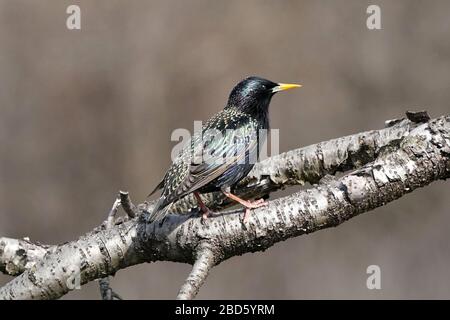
[222,191,268,222]
[222,191,268,209]
[193,192,211,221]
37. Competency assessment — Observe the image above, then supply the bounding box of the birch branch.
[0,238,49,276]
[176,242,217,300]
[0,113,448,300]
[98,197,123,300]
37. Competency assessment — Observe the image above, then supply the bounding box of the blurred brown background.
[1,0,449,299]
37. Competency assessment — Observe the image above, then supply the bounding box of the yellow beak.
[272,83,302,93]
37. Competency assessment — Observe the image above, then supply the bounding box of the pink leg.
[222,192,268,222]
[194,192,211,221]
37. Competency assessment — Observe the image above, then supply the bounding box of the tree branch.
[176,243,217,300]
[0,238,49,276]
[98,197,123,300]
[0,114,448,300]
[119,191,137,218]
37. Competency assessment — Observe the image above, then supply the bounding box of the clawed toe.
[242,208,251,224]
[200,210,212,224]
[241,199,268,223]
[247,199,268,209]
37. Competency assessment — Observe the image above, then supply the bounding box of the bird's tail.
[146,196,172,223]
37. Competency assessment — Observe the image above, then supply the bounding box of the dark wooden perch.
[0,112,449,300]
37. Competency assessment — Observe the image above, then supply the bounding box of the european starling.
[148,76,301,222]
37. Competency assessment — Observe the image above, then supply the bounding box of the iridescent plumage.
[148,76,301,222]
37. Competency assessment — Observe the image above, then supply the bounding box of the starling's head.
[226,76,301,115]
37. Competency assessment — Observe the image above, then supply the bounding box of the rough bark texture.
[0,238,48,276]
[0,114,449,300]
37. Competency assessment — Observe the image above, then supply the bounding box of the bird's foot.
[241,199,268,223]
[245,198,268,209]
[200,209,213,225]
[222,192,268,223]
[223,191,268,209]
[194,191,214,224]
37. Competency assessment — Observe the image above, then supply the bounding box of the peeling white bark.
[0,114,449,300]
[0,238,49,276]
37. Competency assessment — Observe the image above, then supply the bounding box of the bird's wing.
[160,115,258,207]
[148,177,165,197]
